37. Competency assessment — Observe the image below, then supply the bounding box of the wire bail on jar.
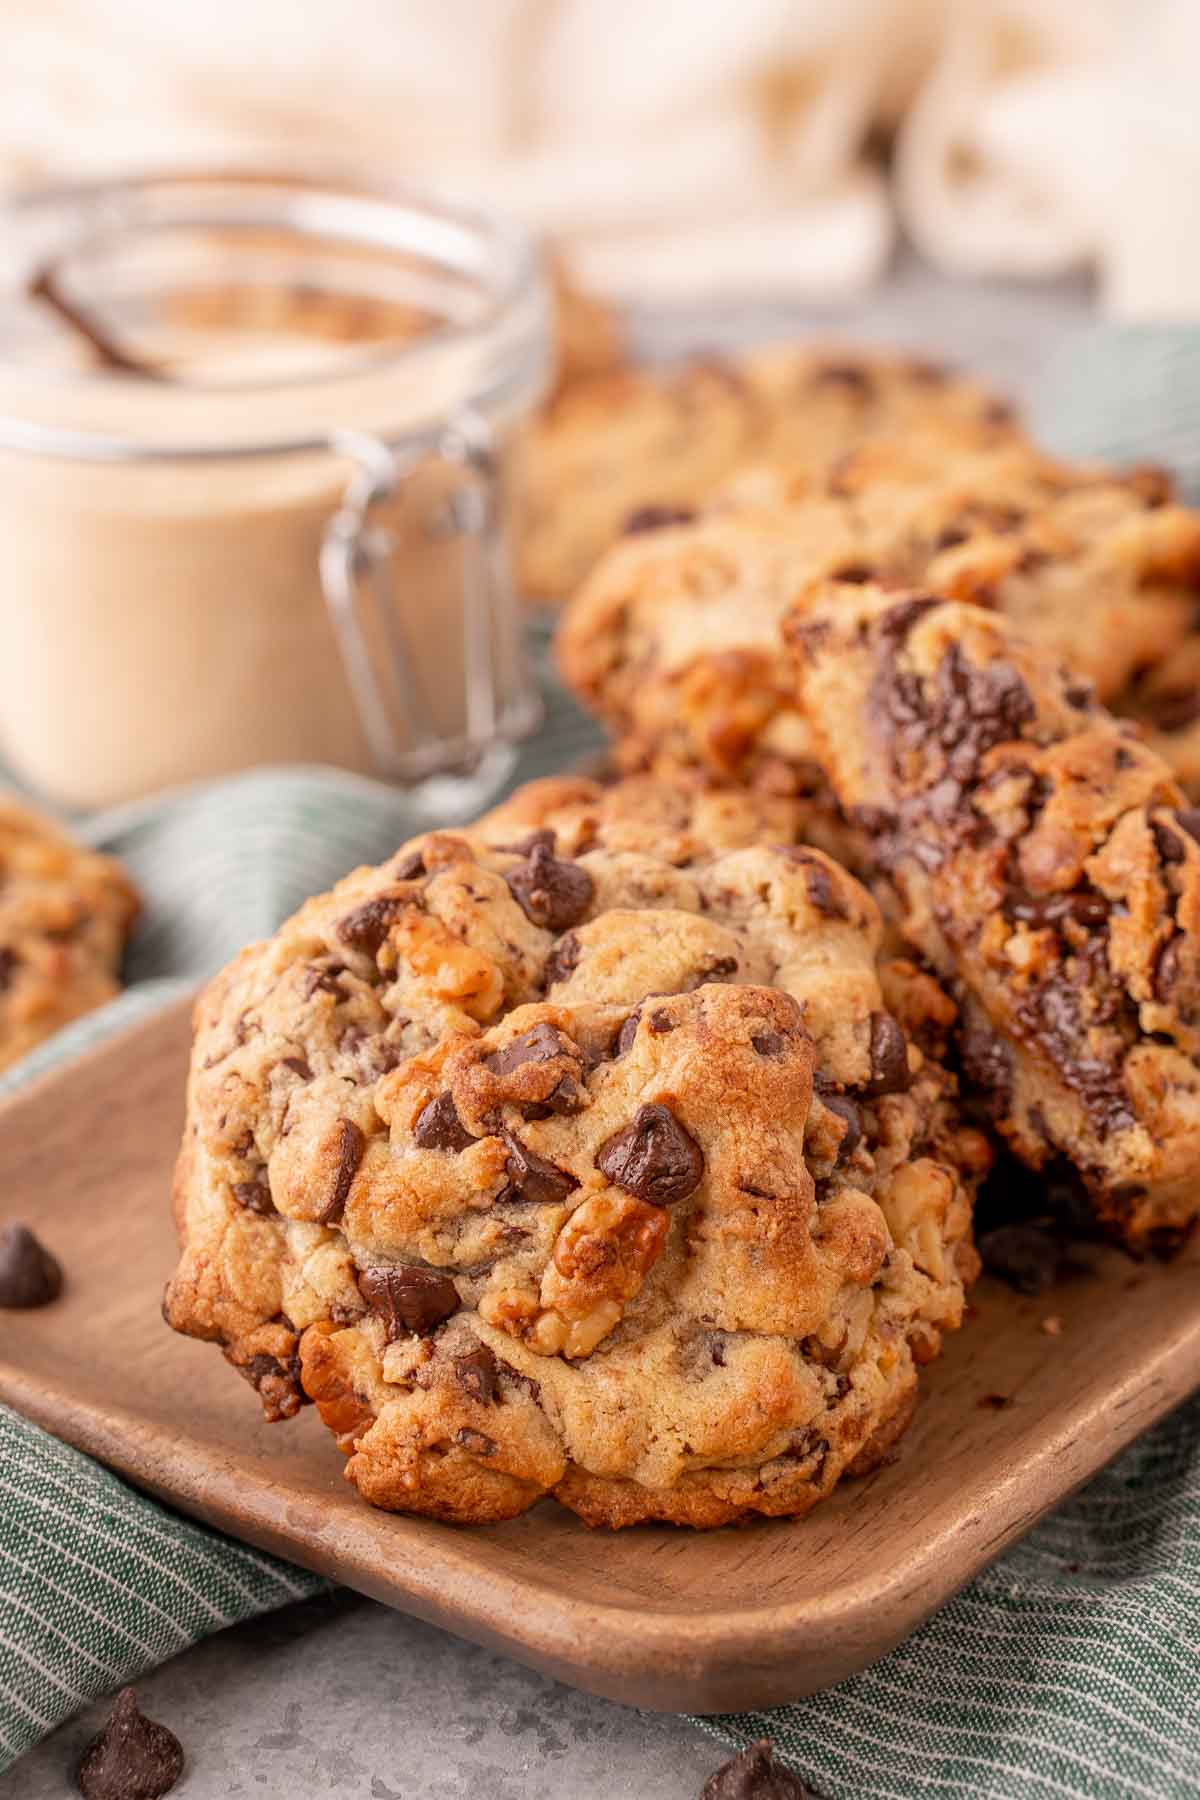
[320,411,543,800]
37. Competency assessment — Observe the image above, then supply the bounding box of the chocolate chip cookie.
[517,347,1019,604]
[557,441,1200,796]
[164,776,988,1528]
[0,798,139,1073]
[788,580,1200,1254]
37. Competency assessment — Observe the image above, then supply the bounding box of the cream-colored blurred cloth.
[1,0,1195,315]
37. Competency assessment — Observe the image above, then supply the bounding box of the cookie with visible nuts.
[164,775,988,1528]
[557,440,1200,797]
[788,580,1200,1254]
[0,797,138,1073]
[517,345,1019,604]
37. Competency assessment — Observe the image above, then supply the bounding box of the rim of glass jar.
[0,170,552,463]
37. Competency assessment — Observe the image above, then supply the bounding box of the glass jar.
[0,173,552,810]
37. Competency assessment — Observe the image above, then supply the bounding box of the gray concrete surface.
[1,1592,726,1798]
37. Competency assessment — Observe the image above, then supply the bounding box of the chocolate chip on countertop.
[453,1343,499,1404]
[231,1178,276,1217]
[0,1222,62,1308]
[77,1687,184,1800]
[862,1012,911,1097]
[596,1103,704,1206]
[319,1119,365,1223]
[506,840,594,932]
[499,1131,579,1205]
[413,1091,477,1152]
[978,1220,1065,1296]
[700,1737,821,1799]
[358,1264,460,1339]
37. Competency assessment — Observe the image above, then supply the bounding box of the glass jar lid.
[0,172,553,460]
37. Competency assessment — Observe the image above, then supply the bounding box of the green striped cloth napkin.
[3,339,1200,1796]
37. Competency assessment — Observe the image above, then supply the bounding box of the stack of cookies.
[166,343,1200,1531]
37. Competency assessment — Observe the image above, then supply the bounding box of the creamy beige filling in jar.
[0,174,553,809]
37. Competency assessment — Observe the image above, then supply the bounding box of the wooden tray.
[1,996,1198,1715]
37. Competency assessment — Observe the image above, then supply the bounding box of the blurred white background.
[0,0,1197,313]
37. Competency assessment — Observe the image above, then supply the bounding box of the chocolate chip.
[392,849,426,880]
[507,841,594,932]
[0,1222,62,1308]
[499,1131,579,1205]
[751,1032,786,1057]
[302,961,346,999]
[648,1009,675,1033]
[543,930,581,987]
[702,955,738,979]
[1177,808,1200,845]
[1006,889,1110,929]
[862,1013,910,1097]
[454,1426,497,1456]
[453,1343,499,1404]
[624,504,696,534]
[978,1392,1013,1411]
[320,1119,365,1223]
[616,1010,642,1057]
[832,562,873,583]
[413,1092,475,1152]
[812,361,874,396]
[358,1263,460,1339]
[231,1179,276,1217]
[700,1738,819,1799]
[978,1221,1065,1295]
[337,895,404,955]
[821,1093,863,1162]
[280,1056,312,1080]
[596,1104,704,1206]
[78,1688,184,1800]
[485,1022,569,1077]
[1151,690,1200,732]
[0,947,18,992]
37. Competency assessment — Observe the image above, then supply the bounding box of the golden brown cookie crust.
[0,798,139,1073]
[788,581,1200,1254]
[165,776,987,1528]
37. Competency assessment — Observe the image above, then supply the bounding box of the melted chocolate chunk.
[302,961,346,1000]
[777,848,848,918]
[413,1092,476,1152]
[751,1032,787,1058]
[0,1221,62,1308]
[320,1119,365,1223]
[231,1178,276,1217]
[337,895,405,955]
[239,1350,303,1415]
[616,1009,642,1057]
[0,947,18,992]
[499,1131,579,1205]
[596,1103,704,1206]
[978,1221,1066,1295]
[862,1012,911,1097]
[358,1263,460,1339]
[280,1055,312,1080]
[453,1343,499,1404]
[506,841,594,932]
[811,361,874,396]
[77,1688,184,1800]
[543,930,581,987]
[1006,889,1110,930]
[455,1426,498,1456]
[624,504,697,534]
[821,1093,863,1162]
[392,849,427,880]
[700,1738,819,1799]
[483,1022,585,1114]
